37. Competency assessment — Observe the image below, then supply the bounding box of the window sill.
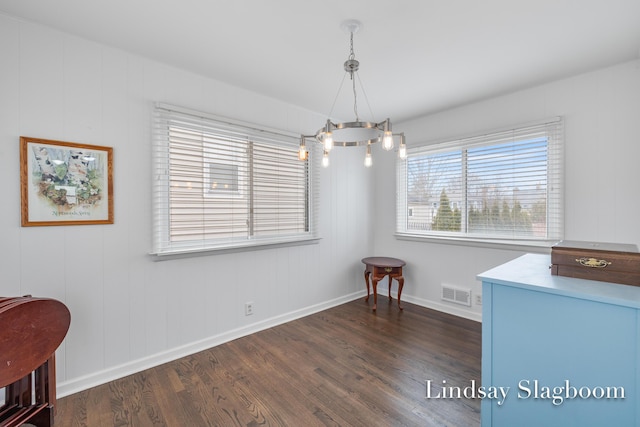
[150,237,321,261]
[394,232,556,253]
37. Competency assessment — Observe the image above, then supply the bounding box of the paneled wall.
[0,14,375,396]
[375,59,640,320]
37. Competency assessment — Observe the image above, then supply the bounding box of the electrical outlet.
[245,302,254,316]
[475,294,482,306]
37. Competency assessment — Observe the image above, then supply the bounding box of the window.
[206,163,240,195]
[152,103,317,256]
[396,118,563,246]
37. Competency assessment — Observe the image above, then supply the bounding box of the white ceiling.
[1,0,639,122]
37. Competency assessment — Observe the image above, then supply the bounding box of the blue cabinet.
[478,254,640,427]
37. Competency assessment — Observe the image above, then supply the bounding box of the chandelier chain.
[349,31,360,121]
[352,68,359,121]
[349,31,355,61]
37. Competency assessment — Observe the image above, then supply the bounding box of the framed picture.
[20,136,114,226]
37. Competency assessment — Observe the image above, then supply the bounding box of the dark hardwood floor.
[56,297,481,427]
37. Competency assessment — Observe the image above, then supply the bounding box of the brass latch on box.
[576,257,611,268]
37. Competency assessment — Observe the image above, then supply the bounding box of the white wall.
[0,14,375,396]
[373,59,640,320]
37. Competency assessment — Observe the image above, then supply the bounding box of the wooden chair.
[0,296,70,427]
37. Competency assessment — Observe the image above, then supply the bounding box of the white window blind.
[396,118,563,245]
[152,103,318,256]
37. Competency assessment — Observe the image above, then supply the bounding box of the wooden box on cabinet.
[550,240,640,286]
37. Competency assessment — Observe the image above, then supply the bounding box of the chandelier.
[298,20,407,167]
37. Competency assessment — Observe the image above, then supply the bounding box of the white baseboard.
[378,287,483,323]
[401,294,482,322]
[58,288,480,398]
[57,291,364,398]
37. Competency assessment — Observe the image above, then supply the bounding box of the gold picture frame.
[20,136,114,226]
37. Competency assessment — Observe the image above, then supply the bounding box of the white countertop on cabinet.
[477,253,640,309]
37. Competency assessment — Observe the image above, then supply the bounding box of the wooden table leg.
[364,269,371,303]
[396,276,404,310]
[371,275,379,311]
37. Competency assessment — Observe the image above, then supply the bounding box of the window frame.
[151,103,319,257]
[396,117,564,249]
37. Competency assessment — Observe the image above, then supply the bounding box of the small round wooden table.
[362,256,406,311]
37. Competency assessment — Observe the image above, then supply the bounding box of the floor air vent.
[441,285,471,307]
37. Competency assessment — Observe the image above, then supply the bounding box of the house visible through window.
[206,162,239,194]
[152,103,317,255]
[396,118,563,245]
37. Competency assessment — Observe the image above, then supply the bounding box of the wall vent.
[441,285,471,307]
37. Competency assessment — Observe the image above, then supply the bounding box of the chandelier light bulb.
[398,134,407,159]
[382,131,394,151]
[322,150,330,168]
[323,120,334,151]
[398,143,407,160]
[323,132,334,152]
[382,119,393,151]
[364,145,372,167]
[298,139,308,161]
